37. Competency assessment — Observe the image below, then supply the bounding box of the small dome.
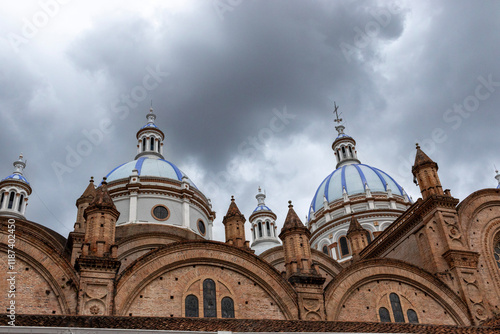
[2,173,29,185]
[106,157,197,188]
[253,205,273,213]
[310,163,410,215]
[141,123,158,129]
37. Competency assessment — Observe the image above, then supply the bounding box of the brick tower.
[346,215,368,261]
[68,177,96,266]
[75,177,120,316]
[279,201,325,320]
[222,196,252,250]
[412,145,490,324]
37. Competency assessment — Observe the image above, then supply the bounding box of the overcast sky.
[0,0,499,241]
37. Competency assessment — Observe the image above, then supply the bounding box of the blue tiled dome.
[2,174,30,185]
[253,204,273,213]
[105,157,197,188]
[310,164,410,215]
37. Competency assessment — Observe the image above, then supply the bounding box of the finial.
[90,176,94,183]
[416,143,420,149]
[288,200,293,208]
[231,195,235,201]
[101,176,108,185]
[333,101,342,124]
[258,186,262,193]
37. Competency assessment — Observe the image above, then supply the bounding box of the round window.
[197,220,206,236]
[152,205,169,221]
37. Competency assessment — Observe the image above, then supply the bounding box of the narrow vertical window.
[341,146,346,158]
[258,222,262,238]
[379,307,391,322]
[150,138,154,151]
[0,192,4,208]
[157,140,160,152]
[390,293,405,323]
[203,279,216,317]
[7,192,15,209]
[266,221,271,236]
[18,195,24,212]
[221,297,235,318]
[185,295,199,317]
[407,309,419,324]
[366,231,372,244]
[348,146,353,157]
[494,241,500,269]
[339,237,349,256]
[322,245,329,255]
[142,138,146,151]
[252,227,256,241]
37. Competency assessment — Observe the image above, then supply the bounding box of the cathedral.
[1,106,500,333]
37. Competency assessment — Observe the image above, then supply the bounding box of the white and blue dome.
[253,204,273,213]
[105,157,197,188]
[310,163,410,215]
[2,173,30,185]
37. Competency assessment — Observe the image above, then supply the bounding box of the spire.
[222,196,251,250]
[347,216,365,236]
[225,195,244,219]
[77,177,96,204]
[331,103,361,169]
[413,143,436,168]
[412,144,444,199]
[281,201,305,232]
[85,178,116,214]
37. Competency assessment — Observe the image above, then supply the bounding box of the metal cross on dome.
[333,102,342,124]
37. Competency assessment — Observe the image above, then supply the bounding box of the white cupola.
[249,187,281,255]
[135,107,165,160]
[0,154,32,219]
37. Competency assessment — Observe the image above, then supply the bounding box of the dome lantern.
[135,107,165,160]
[331,103,361,169]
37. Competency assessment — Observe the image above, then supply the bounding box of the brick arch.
[0,218,78,314]
[115,241,298,319]
[457,189,500,311]
[324,258,471,326]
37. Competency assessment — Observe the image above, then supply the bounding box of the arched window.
[142,138,146,151]
[258,222,263,238]
[0,192,4,208]
[18,195,24,212]
[266,221,271,236]
[348,146,353,157]
[390,293,405,323]
[379,307,391,322]
[494,241,500,269]
[341,146,346,158]
[221,297,235,318]
[407,309,419,324]
[366,231,372,244]
[157,140,161,152]
[150,138,155,151]
[252,227,256,241]
[7,192,15,209]
[339,236,349,257]
[185,295,199,317]
[203,279,216,317]
[322,245,329,255]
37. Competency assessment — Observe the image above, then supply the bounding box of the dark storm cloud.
[66,0,408,171]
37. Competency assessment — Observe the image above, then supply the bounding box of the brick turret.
[222,196,251,250]
[279,201,325,320]
[75,177,120,316]
[412,144,444,199]
[346,216,368,261]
